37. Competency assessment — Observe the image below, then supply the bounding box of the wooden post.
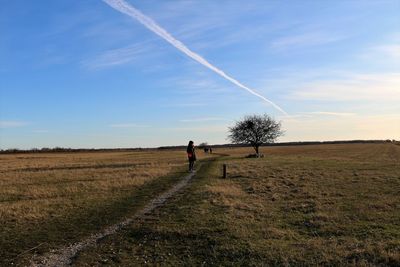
[223,164,227,178]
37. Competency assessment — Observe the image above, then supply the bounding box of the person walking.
[186,140,196,172]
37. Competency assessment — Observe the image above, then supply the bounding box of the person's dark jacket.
[187,145,196,161]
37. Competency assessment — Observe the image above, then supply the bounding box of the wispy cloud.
[180,117,227,123]
[303,111,356,117]
[81,43,151,70]
[166,125,228,133]
[280,111,356,120]
[0,121,29,128]
[32,130,49,133]
[359,34,400,61]
[271,32,345,49]
[161,102,208,108]
[167,74,231,96]
[109,123,149,128]
[144,0,273,47]
[374,44,400,58]
[280,114,400,141]
[102,0,287,115]
[288,73,400,102]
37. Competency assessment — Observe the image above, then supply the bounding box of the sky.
[1,0,399,149]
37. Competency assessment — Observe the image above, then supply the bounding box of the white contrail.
[103,0,288,115]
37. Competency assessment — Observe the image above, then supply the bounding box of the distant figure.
[204,147,209,153]
[209,147,212,154]
[187,140,196,172]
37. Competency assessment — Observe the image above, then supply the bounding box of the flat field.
[0,149,207,266]
[1,143,400,266]
[75,143,400,266]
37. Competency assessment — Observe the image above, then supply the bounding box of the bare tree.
[228,114,283,156]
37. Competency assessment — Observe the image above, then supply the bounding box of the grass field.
[0,150,214,266]
[73,143,400,266]
[1,143,400,266]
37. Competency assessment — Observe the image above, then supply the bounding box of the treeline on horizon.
[0,139,397,154]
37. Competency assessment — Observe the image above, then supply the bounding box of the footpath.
[30,166,202,267]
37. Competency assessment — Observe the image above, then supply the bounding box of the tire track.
[30,167,200,267]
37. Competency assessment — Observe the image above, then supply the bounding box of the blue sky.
[1,0,399,149]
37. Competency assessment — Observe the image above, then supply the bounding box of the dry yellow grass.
[2,144,399,266]
[0,151,186,223]
[72,143,400,266]
[209,143,400,265]
[0,149,214,265]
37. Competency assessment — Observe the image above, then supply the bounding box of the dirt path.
[30,168,200,267]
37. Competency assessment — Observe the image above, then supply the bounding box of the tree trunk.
[255,145,259,157]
